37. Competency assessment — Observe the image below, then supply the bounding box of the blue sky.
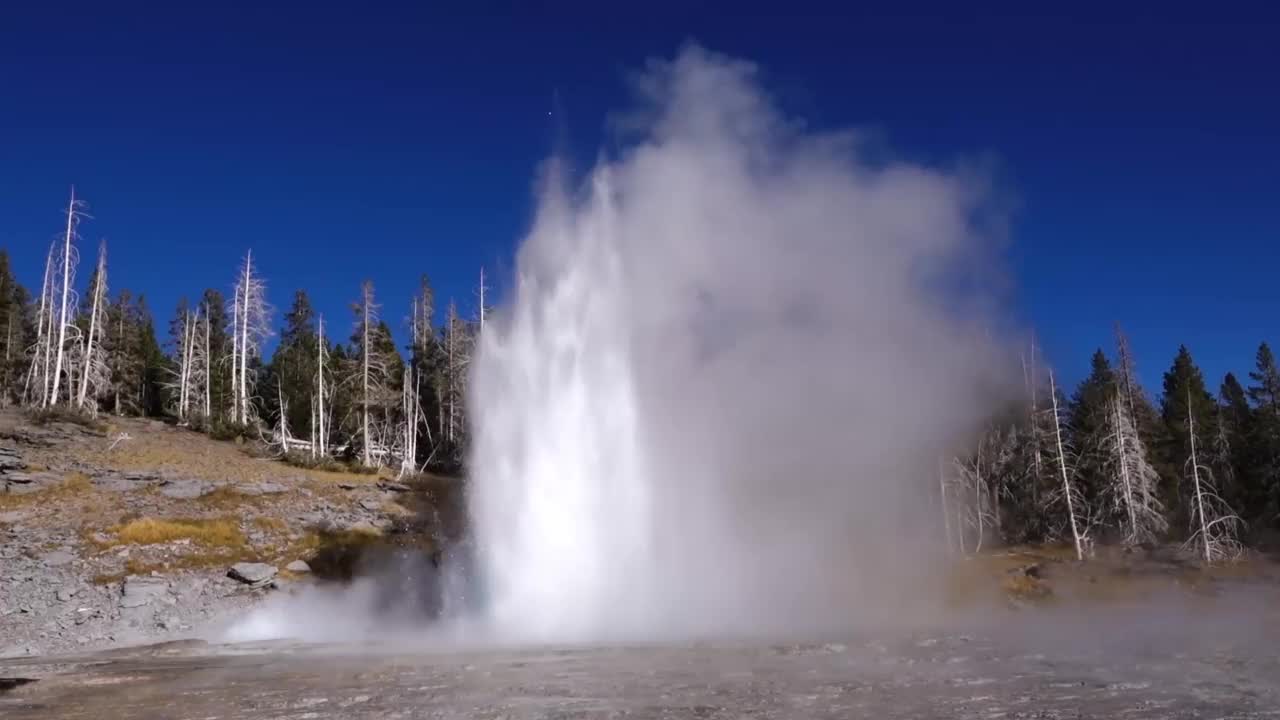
[1,2,1277,395]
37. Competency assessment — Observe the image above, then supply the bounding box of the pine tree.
[0,251,30,404]
[199,289,231,423]
[1067,349,1115,504]
[1160,345,1217,531]
[265,290,318,444]
[1218,372,1257,516]
[1246,342,1280,525]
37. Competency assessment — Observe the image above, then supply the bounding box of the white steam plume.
[467,45,1014,644]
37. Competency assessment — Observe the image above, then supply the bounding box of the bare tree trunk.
[203,306,211,419]
[230,288,240,424]
[317,315,326,457]
[1049,370,1085,561]
[362,288,372,468]
[77,243,108,409]
[1188,404,1211,566]
[49,188,79,407]
[238,253,251,424]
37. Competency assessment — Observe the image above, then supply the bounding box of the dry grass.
[110,517,245,549]
[0,471,97,509]
[252,516,289,533]
[195,485,272,511]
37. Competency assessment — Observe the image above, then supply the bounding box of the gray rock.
[360,499,382,511]
[378,481,411,493]
[40,550,76,567]
[227,562,277,587]
[120,576,170,608]
[55,588,74,602]
[256,481,287,494]
[159,479,209,499]
[0,510,25,524]
[285,560,311,573]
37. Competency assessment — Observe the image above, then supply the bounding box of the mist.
[466,45,1015,644]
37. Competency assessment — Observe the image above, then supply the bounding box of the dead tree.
[1048,370,1088,560]
[228,250,270,425]
[353,281,394,468]
[75,241,111,411]
[314,314,329,458]
[47,189,85,407]
[1102,393,1166,546]
[24,242,57,405]
[1184,392,1245,564]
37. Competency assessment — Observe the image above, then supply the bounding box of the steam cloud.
[467,45,1013,644]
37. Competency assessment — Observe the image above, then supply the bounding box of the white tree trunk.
[362,285,372,468]
[48,189,79,407]
[1049,371,1086,561]
[76,243,108,409]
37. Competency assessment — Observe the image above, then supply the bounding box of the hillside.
[0,410,457,657]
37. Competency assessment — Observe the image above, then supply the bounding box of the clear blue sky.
[1,2,1277,396]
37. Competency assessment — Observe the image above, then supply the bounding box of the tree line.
[0,191,483,474]
[947,327,1280,564]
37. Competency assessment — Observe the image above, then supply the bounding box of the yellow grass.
[111,516,245,549]
[0,471,96,509]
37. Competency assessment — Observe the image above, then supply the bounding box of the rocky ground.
[1,616,1278,719]
[0,409,455,658]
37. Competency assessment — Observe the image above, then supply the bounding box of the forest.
[3,192,1277,565]
[1,192,483,475]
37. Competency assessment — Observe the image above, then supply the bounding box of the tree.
[1048,370,1089,560]
[1246,342,1280,524]
[1183,391,1245,564]
[199,289,231,422]
[0,251,31,404]
[47,188,86,407]
[265,290,318,444]
[75,241,111,412]
[1161,346,1218,528]
[350,282,400,467]
[228,251,271,425]
[1218,372,1256,515]
[1101,393,1166,545]
[1067,349,1115,502]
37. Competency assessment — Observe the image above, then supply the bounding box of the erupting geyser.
[467,46,1011,643]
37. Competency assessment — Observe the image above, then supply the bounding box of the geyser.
[468,46,1011,643]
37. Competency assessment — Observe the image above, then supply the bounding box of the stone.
[286,560,311,573]
[159,479,209,499]
[360,499,382,511]
[256,481,287,494]
[378,481,411,493]
[0,510,25,524]
[337,482,358,490]
[55,588,73,603]
[40,550,75,567]
[120,576,170,608]
[227,562,277,587]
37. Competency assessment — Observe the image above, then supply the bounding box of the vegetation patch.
[25,407,107,434]
[110,516,245,549]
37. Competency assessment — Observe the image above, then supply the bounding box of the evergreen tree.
[0,251,30,404]
[1067,349,1115,503]
[1246,342,1280,525]
[1215,372,1254,515]
[199,289,231,422]
[265,290,319,443]
[135,295,167,417]
[1160,345,1217,530]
